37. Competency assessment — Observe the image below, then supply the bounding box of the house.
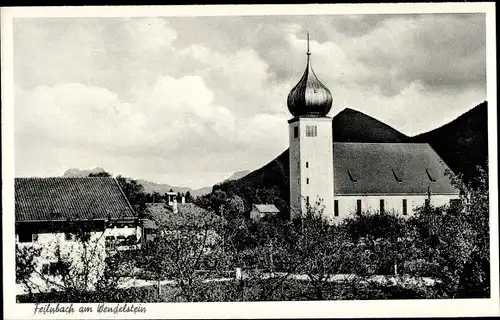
[250,204,280,221]
[15,177,140,292]
[287,34,460,223]
[143,202,223,244]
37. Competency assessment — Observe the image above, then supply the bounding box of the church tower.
[287,33,334,221]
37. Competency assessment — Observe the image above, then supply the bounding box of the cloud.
[124,17,178,54]
[12,14,487,187]
[15,72,289,186]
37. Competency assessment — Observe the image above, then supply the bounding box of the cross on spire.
[306,31,311,56]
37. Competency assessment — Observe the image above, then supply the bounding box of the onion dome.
[287,33,333,118]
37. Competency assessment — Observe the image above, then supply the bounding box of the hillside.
[407,101,488,182]
[137,180,212,197]
[333,108,409,142]
[225,170,250,181]
[63,167,107,177]
[222,103,488,210]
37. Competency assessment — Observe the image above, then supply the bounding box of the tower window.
[305,125,317,137]
[306,162,309,168]
[402,199,407,215]
[356,200,362,215]
[380,199,385,214]
[306,178,309,184]
[334,200,339,217]
[306,196,310,205]
[294,126,299,138]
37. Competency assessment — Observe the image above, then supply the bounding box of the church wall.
[289,117,334,220]
[289,121,302,220]
[329,194,460,222]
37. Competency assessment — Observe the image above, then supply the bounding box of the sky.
[13,12,487,189]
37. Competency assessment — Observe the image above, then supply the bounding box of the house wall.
[250,208,261,221]
[326,193,460,223]
[250,209,279,221]
[16,222,140,294]
[289,117,334,220]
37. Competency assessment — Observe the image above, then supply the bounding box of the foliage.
[88,171,112,177]
[115,175,147,216]
[17,163,489,302]
[139,210,226,302]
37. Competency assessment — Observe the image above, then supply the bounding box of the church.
[286,35,459,222]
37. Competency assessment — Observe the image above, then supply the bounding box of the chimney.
[181,195,185,204]
[173,198,178,214]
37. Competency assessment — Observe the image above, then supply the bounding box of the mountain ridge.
[220,102,488,210]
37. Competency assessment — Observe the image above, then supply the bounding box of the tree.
[139,209,226,302]
[115,176,147,216]
[184,191,194,203]
[88,171,112,177]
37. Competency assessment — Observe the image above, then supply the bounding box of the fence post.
[235,267,242,280]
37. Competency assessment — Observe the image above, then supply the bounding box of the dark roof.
[145,203,223,230]
[253,204,280,213]
[287,50,332,118]
[15,177,136,222]
[333,143,459,195]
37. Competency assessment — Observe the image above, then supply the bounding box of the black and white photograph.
[2,3,498,319]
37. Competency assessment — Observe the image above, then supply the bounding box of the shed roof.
[15,177,136,222]
[253,204,280,213]
[333,143,459,195]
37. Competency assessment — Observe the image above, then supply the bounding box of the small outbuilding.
[250,204,280,221]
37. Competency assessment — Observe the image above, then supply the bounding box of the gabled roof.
[145,203,223,230]
[333,143,459,195]
[15,177,136,222]
[253,204,280,213]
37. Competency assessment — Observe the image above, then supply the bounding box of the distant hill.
[225,170,250,181]
[407,101,488,182]
[137,179,212,198]
[63,167,107,177]
[333,108,409,142]
[62,168,228,197]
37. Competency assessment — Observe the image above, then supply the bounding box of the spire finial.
[306,31,311,56]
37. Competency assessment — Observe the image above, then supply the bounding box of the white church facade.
[287,34,459,222]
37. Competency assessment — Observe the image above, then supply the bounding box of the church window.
[306,125,317,137]
[306,196,310,205]
[392,169,403,183]
[334,200,339,216]
[294,126,299,138]
[425,168,436,182]
[380,199,385,214]
[402,199,407,215]
[306,178,309,184]
[306,162,309,168]
[347,169,357,182]
[356,200,362,215]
